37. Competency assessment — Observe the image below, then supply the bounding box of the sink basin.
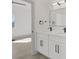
[49,26,66,35]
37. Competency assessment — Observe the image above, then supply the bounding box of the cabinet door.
[49,36,66,59]
[37,33,49,57]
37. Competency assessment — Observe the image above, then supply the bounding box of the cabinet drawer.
[37,33,48,39]
[49,35,66,42]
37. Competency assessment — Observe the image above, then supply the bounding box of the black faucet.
[50,27,52,31]
[64,27,66,33]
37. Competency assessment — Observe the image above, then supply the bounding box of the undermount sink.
[49,26,66,35]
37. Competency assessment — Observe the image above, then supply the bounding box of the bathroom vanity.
[33,0,66,59]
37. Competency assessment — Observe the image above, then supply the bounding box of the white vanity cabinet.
[33,0,66,58]
[49,35,66,59]
[36,32,49,57]
[36,32,66,59]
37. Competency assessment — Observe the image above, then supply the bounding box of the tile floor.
[12,38,48,59]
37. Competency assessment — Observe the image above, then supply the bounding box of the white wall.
[12,1,32,39]
[31,0,50,32]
